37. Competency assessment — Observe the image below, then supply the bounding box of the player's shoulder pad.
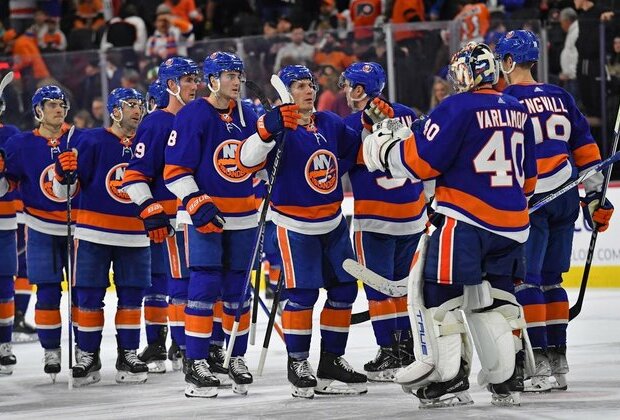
[393,102,417,119]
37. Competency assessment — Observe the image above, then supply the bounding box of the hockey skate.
[229,356,253,395]
[116,347,149,384]
[523,349,552,392]
[0,342,17,375]
[208,345,232,387]
[138,326,167,374]
[184,359,220,398]
[548,346,568,391]
[72,350,102,387]
[44,348,61,383]
[399,337,415,367]
[413,360,473,409]
[12,311,38,343]
[315,351,367,395]
[288,357,317,399]
[168,340,184,372]
[364,347,401,382]
[487,352,524,407]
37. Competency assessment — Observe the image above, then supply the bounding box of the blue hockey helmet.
[31,85,69,116]
[107,87,144,115]
[158,56,200,88]
[146,79,169,113]
[495,30,540,64]
[203,52,244,83]
[448,42,499,93]
[278,65,316,90]
[339,62,386,97]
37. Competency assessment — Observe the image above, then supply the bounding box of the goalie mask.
[448,42,499,93]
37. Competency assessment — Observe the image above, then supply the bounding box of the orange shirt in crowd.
[456,2,490,43]
[349,0,382,41]
[314,50,357,72]
[165,0,203,22]
[12,33,50,79]
[77,0,104,18]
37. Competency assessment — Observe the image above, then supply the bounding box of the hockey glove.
[362,97,394,132]
[363,118,411,172]
[182,191,225,234]
[54,150,78,185]
[257,104,301,141]
[581,191,614,232]
[411,114,428,138]
[138,198,174,243]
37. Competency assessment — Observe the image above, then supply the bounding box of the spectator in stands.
[164,0,203,24]
[76,0,104,20]
[309,0,344,33]
[9,0,37,33]
[276,14,292,34]
[428,76,450,112]
[39,17,67,52]
[349,0,382,43]
[559,7,579,100]
[314,32,357,72]
[31,9,49,45]
[3,29,50,81]
[454,0,490,45]
[257,0,293,25]
[122,4,148,53]
[273,24,315,72]
[90,96,105,126]
[387,0,426,49]
[73,109,95,128]
[145,4,195,59]
[609,36,620,80]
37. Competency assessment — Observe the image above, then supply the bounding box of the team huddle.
[0,29,614,407]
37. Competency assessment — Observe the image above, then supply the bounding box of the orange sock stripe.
[223,311,251,335]
[35,308,62,329]
[77,309,104,331]
[523,303,546,327]
[71,305,79,327]
[14,277,33,293]
[213,300,223,319]
[115,308,141,329]
[546,301,569,324]
[282,309,313,334]
[0,300,15,324]
[144,306,168,325]
[320,307,352,330]
[368,299,397,322]
[185,313,212,338]
[269,267,281,285]
[168,303,186,325]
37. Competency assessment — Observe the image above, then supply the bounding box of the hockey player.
[340,61,425,381]
[1,85,78,381]
[146,79,169,114]
[237,64,368,399]
[123,57,200,375]
[54,88,150,387]
[495,30,614,392]
[0,94,20,373]
[164,52,259,397]
[363,42,537,407]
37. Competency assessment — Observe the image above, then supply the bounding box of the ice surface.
[2,289,619,419]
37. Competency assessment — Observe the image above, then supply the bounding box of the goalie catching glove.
[138,198,174,243]
[183,191,225,233]
[580,191,614,232]
[363,118,412,172]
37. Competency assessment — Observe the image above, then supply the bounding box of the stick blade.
[342,258,408,297]
[0,71,14,97]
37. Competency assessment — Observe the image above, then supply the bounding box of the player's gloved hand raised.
[138,198,174,243]
[411,114,428,138]
[54,149,78,185]
[182,191,225,234]
[363,118,411,172]
[257,104,301,141]
[581,191,614,232]
[362,97,394,131]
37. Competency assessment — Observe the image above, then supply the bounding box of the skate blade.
[73,371,102,388]
[523,377,552,393]
[49,373,57,384]
[184,384,218,398]
[291,384,315,399]
[491,392,520,407]
[550,375,568,391]
[170,359,183,372]
[418,391,474,409]
[232,383,249,395]
[0,365,15,375]
[147,360,167,374]
[314,378,368,395]
[366,368,397,382]
[115,370,148,384]
[11,332,39,344]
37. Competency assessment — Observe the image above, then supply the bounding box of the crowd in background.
[0,0,619,154]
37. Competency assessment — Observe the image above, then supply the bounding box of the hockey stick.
[255,287,284,343]
[0,71,14,98]
[65,125,76,390]
[245,80,273,346]
[224,76,290,369]
[257,271,285,376]
[569,106,620,321]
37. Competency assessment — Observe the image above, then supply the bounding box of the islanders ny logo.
[39,164,69,203]
[305,149,338,194]
[106,163,132,203]
[213,139,252,183]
